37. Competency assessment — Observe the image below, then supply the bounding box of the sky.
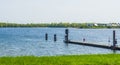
[0,0,120,23]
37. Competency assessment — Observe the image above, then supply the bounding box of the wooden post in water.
[113,30,116,50]
[65,29,69,43]
[45,33,48,41]
[54,34,57,42]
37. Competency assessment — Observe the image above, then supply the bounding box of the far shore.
[0,22,120,29]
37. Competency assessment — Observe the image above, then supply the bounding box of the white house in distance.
[107,23,119,26]
[86,23,120,27]
[94,23,98,26]
[87,23,106,27]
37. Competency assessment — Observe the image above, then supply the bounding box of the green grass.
[0,54,120,65]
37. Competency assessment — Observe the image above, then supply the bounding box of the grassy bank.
[0,54,120,65]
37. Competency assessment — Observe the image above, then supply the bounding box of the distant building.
[107,23,119,26]
[87,23,120,27]
[87,23,94,27]
[87,23,107,27]
[97,23,107,26]
[94,23,98,26]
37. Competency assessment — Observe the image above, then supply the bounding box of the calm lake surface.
[0,28,120,56]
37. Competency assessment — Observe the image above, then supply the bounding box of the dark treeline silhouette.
[0,22,120,28]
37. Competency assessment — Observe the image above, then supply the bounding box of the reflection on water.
[0,28,120,56]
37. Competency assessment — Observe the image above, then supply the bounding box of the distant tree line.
[0,22,120,28]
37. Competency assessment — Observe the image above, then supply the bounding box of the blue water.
[0,28,120,56]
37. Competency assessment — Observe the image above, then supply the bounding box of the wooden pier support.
[65,29,69,43]
[54,34,57,42]
[112,30,117,50]
[45,33,48,41]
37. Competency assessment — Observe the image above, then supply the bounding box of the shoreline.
[0,27,120,29]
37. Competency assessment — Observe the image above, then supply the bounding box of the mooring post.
[45,33,48,41]
[65,29,69,43]
[113,30,116,50]
[54,34,57,42]
[83,38,85,42]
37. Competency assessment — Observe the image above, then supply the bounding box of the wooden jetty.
[65,40,120,50]
[64,29,120,50]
